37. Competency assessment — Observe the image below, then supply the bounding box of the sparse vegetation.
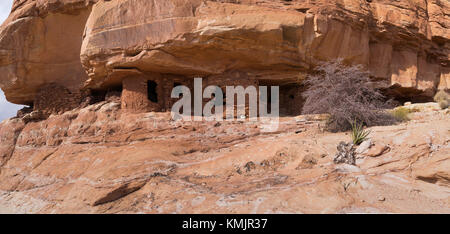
[351,120,371,145]
[434,90,449,109]
[390,107,411,121]
[301,60,397,132]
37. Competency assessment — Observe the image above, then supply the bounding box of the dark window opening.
[147,80,158,103]
[222,87,227,106]
[259,80,305,116]
[174,82,183,97]
[267,87,273,113]
[108,85,123,93]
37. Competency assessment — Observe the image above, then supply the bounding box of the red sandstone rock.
[0,0,449,214]
[80,0,449,97]
[0,0,98,104]
[0,101,448,213]
[364,144,390,157]
[0,0,449,106]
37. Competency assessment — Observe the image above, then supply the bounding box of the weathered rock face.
[0,100,449,213]
[1,0,449,214]
[0,0,97,104]
[79,0,450,97]
[0,0,449,106]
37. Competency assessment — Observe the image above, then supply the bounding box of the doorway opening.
[147,80,158,103]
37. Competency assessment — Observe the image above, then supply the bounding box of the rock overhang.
[80,0,312,90]
[0,0,98,105]
[0,0,448,106]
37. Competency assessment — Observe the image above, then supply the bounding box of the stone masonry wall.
[33,83,87,117]
[121,77,153,113]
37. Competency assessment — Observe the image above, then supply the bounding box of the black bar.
[0,214,443,233]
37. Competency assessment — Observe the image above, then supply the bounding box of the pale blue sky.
[0,0,23,122]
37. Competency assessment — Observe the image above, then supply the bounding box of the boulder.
[364,144,390,157]
[0,0,98,104]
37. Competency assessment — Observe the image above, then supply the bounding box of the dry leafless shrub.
[302,60,396,132]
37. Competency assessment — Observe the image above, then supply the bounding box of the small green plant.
[434,90,449,109]
[391,107,411,121]
[351,120,371,145]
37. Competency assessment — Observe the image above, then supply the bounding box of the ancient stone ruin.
[114,71,303,115]
[0,0,449,215]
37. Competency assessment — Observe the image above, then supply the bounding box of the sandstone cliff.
[0,0,449,214]
[0,0,449,106]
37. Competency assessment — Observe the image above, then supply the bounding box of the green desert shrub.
[434,90,449,109]
[351,120,371,145]
[390,107,411,121]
